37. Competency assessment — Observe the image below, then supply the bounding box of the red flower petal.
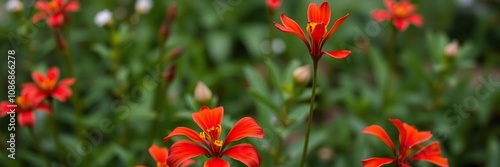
[55,0,64,8]
[19,112,35,127]
[223,144,261,167]
[167,140,208,167]
[32,12,48,23]
[389,118,407,148]
[203,158,229,167]
[0,101,13,117]
[361,125,396,154]
[180,159,196,167]
[384,0,396,12]
[36,102,52,114]
[399,1,416,14]
[163,127,206,144]
[34,1,51,13]
[411,142,449,167]
[321,13,349,48]
[47,13,65,29]
[52,85,72,102]
[58,78,76,87]
[21,83,43,97]
[275,13,310,50]
[319,2,331,26]
[402,163,410,167]
[402,123,432,148]
[361,157,394,167]
[149,144,168,164]
[32,71,46,86]
[307,2,320,23]
[392,19,409,31]
[407,14,423,27]
[64,1,80,12]
[47,67,60,81]
[224,117,264,147]
[371,10,392,22]
[192,106,223,132]
[323,50,351,59]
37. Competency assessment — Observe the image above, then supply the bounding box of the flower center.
[40,79,57,92]
[199,124,224,156]
[306,22,327,39]
[16,96,30,110]
[394,5,409,18]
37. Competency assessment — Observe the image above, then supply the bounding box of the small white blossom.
[135,0,153,14]
[6,0,23,12]
[94,9,112,27]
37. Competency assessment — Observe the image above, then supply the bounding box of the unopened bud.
[167,3,176,23]
[162,65,176,83]
[135,0,152,15]
[159,3,176,44]
[444,39,459,57]
[94,9,113,27]
[55,31,67,51]
[194,81,212,104]
[167,47,183,60]
[6,0,23,12]
[266,0,282,12]
[293,65,311,85]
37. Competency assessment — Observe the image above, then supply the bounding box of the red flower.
[372,0,423,31]
[362,118,449,167]
[22,67,75,102]
[274,2,350,59]
[0,91,51,127]
[32,0,79,29]
[164,106,264,167]
[266,0,282,12]
[136,144,195,167]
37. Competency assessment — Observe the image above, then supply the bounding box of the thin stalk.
[29,127,51,167]
[381,28,397,112]
[267,9,275,59]
[48,98,64,163]
[299,59,318,167]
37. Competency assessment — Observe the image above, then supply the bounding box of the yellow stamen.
[214,140,223,147]
[199,131,207,140]
[394,6,409,17]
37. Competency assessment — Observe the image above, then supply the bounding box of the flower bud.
[159,3,176,45]
[55,31,67,51]
[135,0,152,15]
[167,3,176,23]
[444,40,459,57]
[194,81,212,104]
[266,0,282,12]
[167,47,183,60]
[94,9,113,27]
[162,65,176,83]
[6,0,23,13]
[293,65,311,85]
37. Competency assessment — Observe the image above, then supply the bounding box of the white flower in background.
[94,9,112,27]
[293,65,311,86]
[135,0,153,14]
[5,0,23,12]
[444,39,459,57]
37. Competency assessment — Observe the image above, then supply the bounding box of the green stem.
[299,59,318,167]
[48,98,64,163]
[29,127,51,167]
[381,28,397,112]
[267,9,275,59]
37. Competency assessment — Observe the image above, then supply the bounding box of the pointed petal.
[34,1,51,13]
[371,10,392,22]
[319,2,331,25]
[47,67,60,81]
[322,13,349,47]
[192,106,223,131]
[403,123,432,148]
[393,19,409,32]
[47,13,64,29]
[361,157,394,167]
[411,142,449,167]
[63,1,80,12]
[275,13,310,50]
[307,2,320,23]
[384,0,396,11]
[52,86,72,102]
[407,14,423,27]
[164,127,205,143]
[223,144,261,167]
[149,144,168,164]
[224,117,264,147]
[323,50,351,59]
[36,102,52,114]
[389,118,407,148]
[362,125,396,154]
[55,0,64,8]
[203,158,229,167]
[32,12,48,23]
[0,101,14,117]
[21,83,41,94]
[32,71,46,86]
[399,1,416,14]
[58,78,76,87]
[167,140,208,167]
[180,159,196,167]
[401,163,410,167]
[19,112,35,127]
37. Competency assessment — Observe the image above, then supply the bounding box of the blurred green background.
[1,0,500,166]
